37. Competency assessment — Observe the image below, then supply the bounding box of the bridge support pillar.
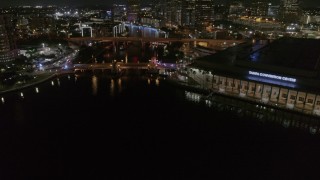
[113,26,118,37]
[130,23,133,36]
[113,41,118,53]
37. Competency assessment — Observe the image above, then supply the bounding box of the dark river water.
[0,72,320,179]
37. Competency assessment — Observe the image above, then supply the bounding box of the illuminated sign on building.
[249,71,296,83]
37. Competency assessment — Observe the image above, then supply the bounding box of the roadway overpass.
[67,37,245,51]
[112,22,168,38]
[73,61,176,73]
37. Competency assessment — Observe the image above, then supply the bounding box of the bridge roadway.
[74,62,150,70]
[73,62,175,71]
[68,37,244,50]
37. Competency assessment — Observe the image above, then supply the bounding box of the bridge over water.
[112,22,168,38]
[68,36,245,51]
[73,62,177,74]
[74,62,151,70]
[70,21,245,52]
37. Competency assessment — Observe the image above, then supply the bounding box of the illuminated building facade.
[213,5,229,20]
[229,1,245,16]
[195,0,214,29]
[279,0,301,23]
[127,0,141,22]
[113,4,127,22]
[165,0,182,27]
[248,0,269,17]
[181,0,196,27]
[0,15,17,63]
[187,38,320,117]
[152,0,166,26]
[267,4,279,17]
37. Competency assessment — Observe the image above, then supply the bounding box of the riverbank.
[0,70,73,95]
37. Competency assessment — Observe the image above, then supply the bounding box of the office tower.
[213,4,229,20]
[249,0,269,16]
[181,0,196,27]
[113,4,127,22]
[268,3,280,17]
[151,0,165,26]
[279,0,301,23]
[195,0,214,29]
[229,1,245,16]
[127,0,141,22]
[165,0,182,27]
[0,15,17,63]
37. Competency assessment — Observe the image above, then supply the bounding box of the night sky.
[0,0,319,8]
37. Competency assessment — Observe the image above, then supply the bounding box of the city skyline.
[0,0,320,8]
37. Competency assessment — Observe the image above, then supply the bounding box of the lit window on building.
[307,99,313,104]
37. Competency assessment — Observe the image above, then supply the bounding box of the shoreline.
[0,70,73,96]
[2,70,319,121]
[166,76,320,121]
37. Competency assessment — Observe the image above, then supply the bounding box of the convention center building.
[186,37,320,117]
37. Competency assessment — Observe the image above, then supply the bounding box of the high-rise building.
[165,0,182,27]
[249,0,269,17]
[213,5,229,20]
[0,15,17,63]
[279,0,301,23]
[267,3,280,17]
[195,0,214,29]
[229,1,245,16]
[113,4,127,22]
[151,0,167,27]
[181,0,196,27]
[127,0,141,22]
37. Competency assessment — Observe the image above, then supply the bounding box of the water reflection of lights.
[257,114,264,119]
[125,53,128,63]
[310,126,318,135]
[118,78,121,86]
[57,78,61,86]
[185,91,201,103]
[148,78,151,85]
[68,75,71,80]
[20,92,24,98]
[203,94,320,135]
[35,87,39,93]
[1,97,4,104]
[155,78,159,86]
[205,99,212,107]
[51,81,55,86]
[118,78,122,92]
[110,79,114,96]
[282,120,290,128]
[92,76,98,95]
